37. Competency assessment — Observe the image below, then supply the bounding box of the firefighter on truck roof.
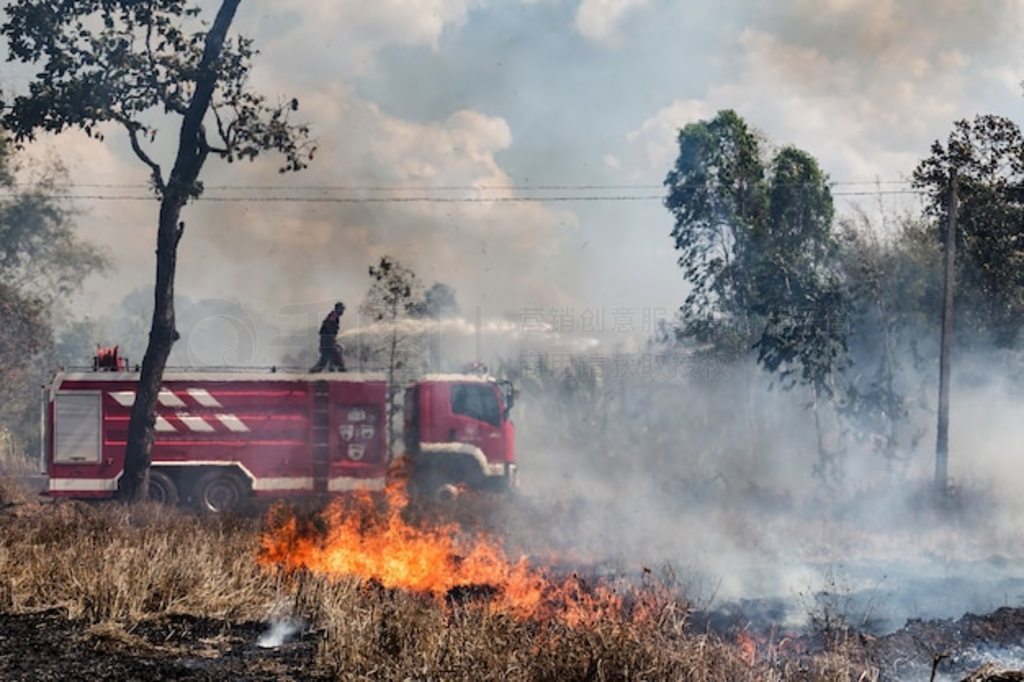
[310,301,347,372]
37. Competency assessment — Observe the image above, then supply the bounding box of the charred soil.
[0,610,326,681]
[3,606,1024,680]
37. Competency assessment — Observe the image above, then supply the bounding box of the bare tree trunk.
[811,383,827,479]
[384,293,402,463]
[877,298,899,463]
[387,325,399,462]
[746,364,759,475]
[118,0,241,501]
[121,200,184,499]
[935,172,957,494]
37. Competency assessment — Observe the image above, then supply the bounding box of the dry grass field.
[0,477,1004,681]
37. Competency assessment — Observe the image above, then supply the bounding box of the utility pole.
[935,170,957,493]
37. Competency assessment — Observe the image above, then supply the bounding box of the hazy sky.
[10,0,1024,350]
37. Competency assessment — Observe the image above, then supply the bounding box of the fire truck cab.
[43,358,516,511]
[405,374,517,497]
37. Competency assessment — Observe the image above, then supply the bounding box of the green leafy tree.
[360,256,425,458]
[913,114,1024,348]
[0,142,106,302]
[409,282,459,371]
[839,210,941,464]
[0,139,107,459]
[55,318,104,367]
[1,0,314,499]
[664,109,768,354]
[665,112,849,476]
[360,256,426,370]
[749,148,848,475]
[411,282,460,320]
[0,283,51,463]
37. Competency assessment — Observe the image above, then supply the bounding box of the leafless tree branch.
[120,119,165,192]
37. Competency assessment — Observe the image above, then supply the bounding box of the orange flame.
[259,476,621,625]
[736,631,757,666]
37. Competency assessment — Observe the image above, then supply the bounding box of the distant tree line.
[661,108,1024,480]
[0,138,107,460]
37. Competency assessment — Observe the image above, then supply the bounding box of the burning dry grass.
[259,481,640,627]
[290,571,761,681]
[0,479,879,680]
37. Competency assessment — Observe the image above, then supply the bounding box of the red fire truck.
[42,358,517,512]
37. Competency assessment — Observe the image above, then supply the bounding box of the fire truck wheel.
[147,471,179,506]
[433,483,460,504]
[410,462,464,505]
[194,470,246,514]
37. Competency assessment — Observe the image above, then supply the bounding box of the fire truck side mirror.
[497,380,515,419]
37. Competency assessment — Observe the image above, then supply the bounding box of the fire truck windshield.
[450,383,501,426]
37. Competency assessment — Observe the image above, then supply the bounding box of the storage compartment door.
[54,392,102,464]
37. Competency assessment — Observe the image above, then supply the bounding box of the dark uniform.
[310,303,347,372]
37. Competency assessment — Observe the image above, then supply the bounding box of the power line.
[8,179,917,192]
[833,190,923,197]
[0,193,667,203]
[69,183,669,191]
[0,189,926,203]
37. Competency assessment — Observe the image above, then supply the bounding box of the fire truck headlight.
[348,444,365,461]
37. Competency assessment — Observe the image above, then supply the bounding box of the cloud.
[18,3,583,326]
[574,0,649,44]
[21,94,578,330]
[19,129,159,298]
[242,0,483,76]
[174,84,578,323]
[981,65,1024,95]
[760,0,1024,65]
[614,0,1024,188]
[620,99,707,181]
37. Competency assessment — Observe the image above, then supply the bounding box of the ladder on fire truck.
[312,380,330,493]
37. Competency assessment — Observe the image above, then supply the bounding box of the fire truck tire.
[410,455,482,503]
[433,483,460,504]
[484,474,512,494]
[194,470,247,514]
[410,460,449,503]
[147,470,179,506]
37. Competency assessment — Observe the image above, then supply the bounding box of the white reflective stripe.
[252,477,314,491]
[215,414,249,432]
[328,477,385,492]
[110,391,136,406]
[148,461,257,486]
[49,477,118,492]
[62,372,386,383]
[187,388,222,408]
[176,413,215,432]
[155,416,176,432]
[419,442,508,477]
[158,390,186,407]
